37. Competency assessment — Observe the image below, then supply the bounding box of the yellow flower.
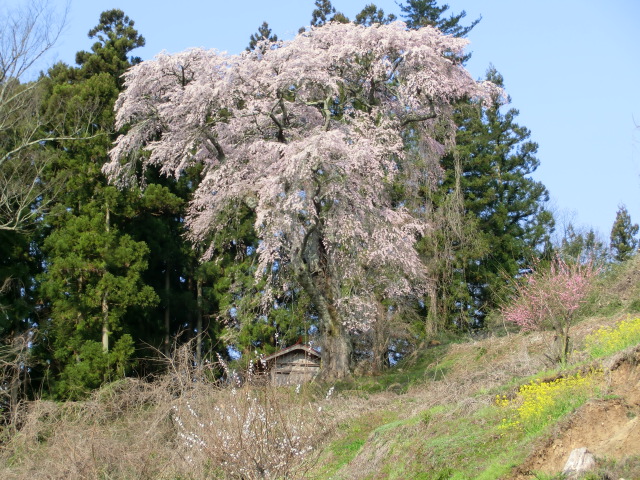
[585,317,640,358]
[496,371,600,434]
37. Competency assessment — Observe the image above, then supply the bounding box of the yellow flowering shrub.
[584,317,640,358]
[496,371,600,435]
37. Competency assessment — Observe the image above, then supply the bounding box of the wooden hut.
[263,344,321,386]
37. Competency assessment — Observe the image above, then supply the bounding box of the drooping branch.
[106,21,495,377]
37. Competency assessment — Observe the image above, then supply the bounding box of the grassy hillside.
[3,258,640,479]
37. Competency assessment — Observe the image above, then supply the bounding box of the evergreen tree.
[36,10,158,398]
[610,205,638,262]
[398,0,480,36]
[397,0,553,328]
[247,21,278,52]
[0,230,40,339]
[40,205,157,398]
[310,0,349,27]
[560,223,608,265]
[126,166,226,364]
[75,9,145,86]
[431,68,554,325]
[354,4,396,26]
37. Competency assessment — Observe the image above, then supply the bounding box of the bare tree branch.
[0,2,99,232]
[0,0,67,83]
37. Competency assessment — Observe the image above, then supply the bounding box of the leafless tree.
[0,0,71,232]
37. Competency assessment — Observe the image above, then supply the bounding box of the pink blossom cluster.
[501,257,597,332]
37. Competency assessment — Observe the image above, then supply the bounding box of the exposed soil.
[509,347,640,479]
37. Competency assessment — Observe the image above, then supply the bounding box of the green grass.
[317,397,532,479]
[314,410,399,479]
[332,343,453,395]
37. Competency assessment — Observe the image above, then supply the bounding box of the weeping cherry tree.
[105,21,496,378]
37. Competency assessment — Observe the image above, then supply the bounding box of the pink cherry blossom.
[106,21,496,376]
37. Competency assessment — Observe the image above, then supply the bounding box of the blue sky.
[38,0,640,241]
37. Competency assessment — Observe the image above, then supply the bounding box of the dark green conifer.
[438,67,554,324]
[247,21,278,52]
[36,10,158,398]
[398,0,480,36]
[559,223,608,265]
[354,4,396,26]
[75,9,145,85]
[310,0,349,27]
[610,205,638,262]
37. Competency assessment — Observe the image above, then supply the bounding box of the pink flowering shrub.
[501,256,598,362]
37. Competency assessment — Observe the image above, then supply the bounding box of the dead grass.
[1,378,177,479]
[1,344,331,480]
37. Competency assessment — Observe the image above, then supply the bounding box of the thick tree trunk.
[296,265,351,379]
[425,284,440,337]
[295,191,352,378]
[371,300,390,374]
[322,323,351,379]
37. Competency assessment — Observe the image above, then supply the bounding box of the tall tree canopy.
[310,0,349,27]
[559,223,608,265]
[106,21,496,377]
[247,21,278,52]
[75,9,145,85]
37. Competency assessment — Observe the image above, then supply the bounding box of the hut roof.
[263,344,321,362]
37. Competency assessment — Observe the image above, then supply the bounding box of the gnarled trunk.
[322,322,351,379]
[295,248,351,379]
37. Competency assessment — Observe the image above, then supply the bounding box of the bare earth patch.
[510,347,640,478]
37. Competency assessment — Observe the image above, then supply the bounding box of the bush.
[170,384,320,480]
[501,256,598,363]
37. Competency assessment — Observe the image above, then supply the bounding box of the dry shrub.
[0,332,33,431]
[171,383,321,479]
[1,342,328,480]
[166,345,324,479]
[1,378,177,480]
